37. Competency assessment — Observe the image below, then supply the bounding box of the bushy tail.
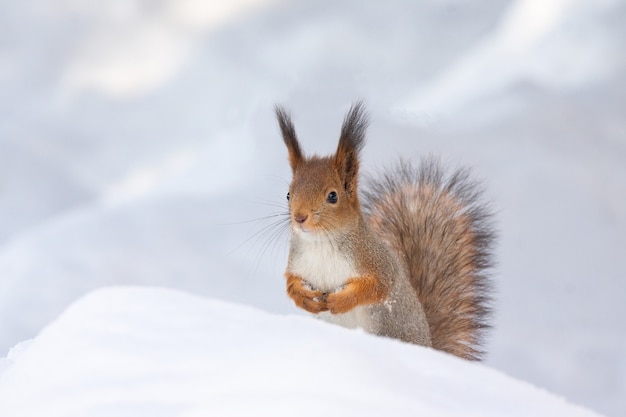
[362,158,495,360]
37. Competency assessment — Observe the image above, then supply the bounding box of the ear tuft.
[338,101,368,156]
[275,105,304,172]
[335,101,369,196]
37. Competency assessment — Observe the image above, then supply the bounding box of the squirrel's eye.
[286,192,290,201]
[327,191,338,204]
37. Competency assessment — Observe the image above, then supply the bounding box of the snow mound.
[0,287,602,417]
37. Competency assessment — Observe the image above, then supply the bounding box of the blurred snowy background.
[0,0,624,415]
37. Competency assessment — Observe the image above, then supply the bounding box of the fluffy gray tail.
[362,158,495,360]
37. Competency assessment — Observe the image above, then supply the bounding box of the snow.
[0,286,604,417]
[398,0,622,116]
[0,0,624,416]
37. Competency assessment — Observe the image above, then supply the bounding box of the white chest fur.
[288,234,356,292]
[288,234,374,332]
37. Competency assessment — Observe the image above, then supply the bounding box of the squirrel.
[274,102,495,361]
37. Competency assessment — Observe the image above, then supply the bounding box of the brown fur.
[325,274,388,314]
[285,272,329,314]
[275,106,304,171]
[287,157,361,234]
[275,103,495,360]
[363,160,494,360]
[287,270,389,315]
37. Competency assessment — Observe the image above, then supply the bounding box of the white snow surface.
[0,0,624,416]
[0,286,604,417]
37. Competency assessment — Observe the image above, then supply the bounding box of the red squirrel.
[275,102,494,360]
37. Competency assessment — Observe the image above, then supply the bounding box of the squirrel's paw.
[325,283,359,314]
[285,273,329,314]
[326,276,386,314]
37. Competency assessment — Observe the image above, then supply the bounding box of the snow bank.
[0,287,602,417]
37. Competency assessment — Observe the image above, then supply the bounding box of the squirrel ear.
[334,101,369,196]
[275,105,304,173]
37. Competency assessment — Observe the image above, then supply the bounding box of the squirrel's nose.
[294,214,308,224]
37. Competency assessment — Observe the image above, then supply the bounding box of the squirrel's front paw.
[326,276,387,314]
[325,284,359,314]
[285,273,328,314]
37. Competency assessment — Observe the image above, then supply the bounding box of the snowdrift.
[0,287,602,417]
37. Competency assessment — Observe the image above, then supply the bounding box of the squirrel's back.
[363,159,495,361]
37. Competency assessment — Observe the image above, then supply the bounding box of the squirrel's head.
[275,102,369,237]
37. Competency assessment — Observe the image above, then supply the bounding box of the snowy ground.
[0,286,605,417]
[0,0,625,416]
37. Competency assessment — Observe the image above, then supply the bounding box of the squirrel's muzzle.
[294,214,308,224]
